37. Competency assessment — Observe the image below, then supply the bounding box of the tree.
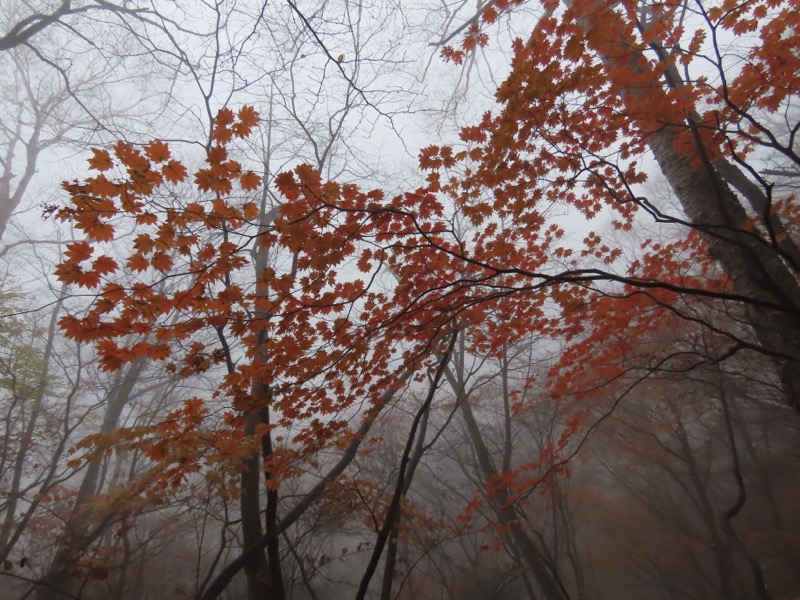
[41,0,800,598]
[0,1,151,53]
[424,0,800,405]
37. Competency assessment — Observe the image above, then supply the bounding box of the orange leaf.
[75,270,101,289]
[482,6,498,23]
[87,174,120,198]
[195,170,232,195]
[144,140,171,163]
[128,253,150,272]
[238,105,259,128]
[213,127,233,144]
[97,340,126,371]
[134,233,155,255]
[65,241,93,262]
[151,251,173,273]
[197,244,216,261]
[215,107,235,127]
[59,315,84,339]
[212,108,235,144]
[240,171,262,191]
[88,148,113,171]
[162,160,188,184]
[113,141,148,171]
[136,212,159,226]
[275,172,301,201]
[101,282,127,302]
[54,261,83,285]
[242,202,259,220]
[92,255,118,276]
[207,146,228,164]
[87,222,115,242]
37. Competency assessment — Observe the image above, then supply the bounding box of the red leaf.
[75,270,101,289]
[88,148,113,171]
[215,107,235,127]
[144,140,171,163]
[162,160,188,184]
[151,251,173,273]
[127,253,150,272]
[207,146,228,164]
[92,255,118,276]
[240,171,262,191]
[65,241,93,262]
[238,105,259,128]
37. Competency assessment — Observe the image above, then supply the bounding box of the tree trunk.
[648,126,800,409]
[569,1,800,409]
[446,354,571,600]
[36,360,146,600]
[240,410,272,600]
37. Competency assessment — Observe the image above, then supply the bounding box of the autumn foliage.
[54,0,800,524]
[45,0,800,597]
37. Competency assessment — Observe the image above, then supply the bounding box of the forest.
[1,0,799,599]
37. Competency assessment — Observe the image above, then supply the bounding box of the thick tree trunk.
[570,1,800,409]
[648,127,800,409]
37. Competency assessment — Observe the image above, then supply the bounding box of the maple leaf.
[150,251,173,273]
[65,241,93,263]
[97,340,126,371]
[238,105,259,125]
[242,201,259,219]
[197,243,216,261]
[195,169,232,195]
[357,249,373,273]
[113,141,148,171]
[482,6,498,23]
[274,172,301,201]
[88,174,120,198]
[144,140,171,163]
[207,145,228,164]
[213,127,233,144]
[59,314,84,340]
[75,270,101,289]
[240,171,262,191]
[54,261,83,285]
[127,254,150,272]
[162,160,188,184]
[88,148,113,171]
[136,212,159,226]
[231,122,253,138]
[186,202,205,215]
[87,222,115,242]
[92,255,118,276]
[100,282,127,302]
[134,233,155,255]
[215,107,235,127]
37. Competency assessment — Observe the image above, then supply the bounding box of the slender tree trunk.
[240,410,271,600]
[0,295,61,562]
[0,116,42,242]
[380,396,431,600]
[238,183,286,599]
[445,353,571,600]
[665,401,742,600]
[37,360,146,600]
